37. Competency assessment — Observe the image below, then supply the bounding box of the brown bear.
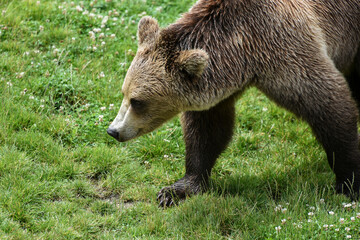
[107,0,360,207]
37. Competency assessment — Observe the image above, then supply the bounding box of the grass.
[0,0,359,239]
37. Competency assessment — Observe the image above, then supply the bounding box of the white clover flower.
[99,115,104,122]
[344,203,352,208]
[340,218,345,224]
[89,13,95,18]
[112,17,118,21]
[320,198,325,203]
[100,106,106,111]
[53,48,59,56]
[110,33,116,39]
[308,212,314,216]
[335,228,339,232]
[351,217,355,222]
[93,28,101,33]
[29,95,35,100]
[307,219,312,223]
[75,5,83,12]
[356,213,360,218]
[6,81,12,87]
[328,211,335,215]
[281,208,287,213]
[281,219,286,225]
[346,235,351,239]
[89,31,95,40]
[40,105,44,108]
[155,6,163,12]
[98,72,105,78]
[82,10,89,15]
[139,11,146,16]
[93,46,97,51]
[36,1,40,5]
[101,41,105,46]
[323,224,328,230]
[20,88,27,95]
[101,16,109,25]
[275,226,281,232]
[345,227,350,232]
[99,33,105,38]
[309,206,315,210]
[109,104,114,110]
[16,72,25,79]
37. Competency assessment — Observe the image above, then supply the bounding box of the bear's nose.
[107,128,120,140]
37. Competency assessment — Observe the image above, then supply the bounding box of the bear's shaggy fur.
[108,0,360,206]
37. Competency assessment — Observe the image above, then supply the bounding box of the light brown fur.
[108,0,360,206]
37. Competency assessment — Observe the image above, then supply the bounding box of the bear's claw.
[157,187,184,207]
[157,176,206,207]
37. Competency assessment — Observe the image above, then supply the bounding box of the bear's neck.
[163,0,256,111]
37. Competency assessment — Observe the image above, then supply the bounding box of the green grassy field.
[1,0,360,239]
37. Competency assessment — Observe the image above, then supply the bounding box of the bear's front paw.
[157,177,204,207]
[157,186,186,207]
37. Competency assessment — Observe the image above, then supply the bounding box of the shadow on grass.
[208,157,336,203]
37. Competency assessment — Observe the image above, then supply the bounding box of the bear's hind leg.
[258,60,360,199]
[157,95,236,207]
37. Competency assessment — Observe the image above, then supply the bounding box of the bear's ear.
[176,49,209,79]
[138,16,159,46]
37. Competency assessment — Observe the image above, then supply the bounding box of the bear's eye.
[130,98,145,111]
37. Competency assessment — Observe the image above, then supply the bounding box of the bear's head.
[107,16,209,142]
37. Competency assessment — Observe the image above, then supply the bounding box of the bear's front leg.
[157,96,236,207]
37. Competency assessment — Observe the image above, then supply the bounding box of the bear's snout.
[107,127,120,141]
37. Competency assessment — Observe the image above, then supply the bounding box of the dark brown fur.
[108,0,360,206]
